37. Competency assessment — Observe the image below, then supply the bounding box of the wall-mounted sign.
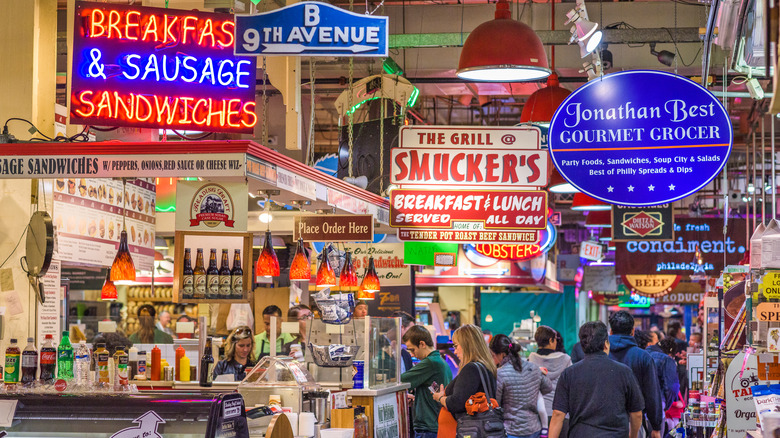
[71,2,257,133]
[234,2,388,57]
[581,265,617,292]
[390,189,547,230]
[612,203,674,241]
[175,181,248,232]
[762,272,780,299]
[294,214,373,242]
[397,228,538,244]
[615,218,747,275]
[339,243,409,286]
[579,240,603,261]
[548,70,732,206]
[403,241,458,266]
[756,303,780,321]
[622,274,681,298]
[391,126,545,189]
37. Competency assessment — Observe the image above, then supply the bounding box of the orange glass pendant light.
[358,256,380,300]
[111,230,136,283]
[101,269,118,301]
[316,246,336,288]
[256,230,280,277]
[289,238,312,281]
[339,251,358,289]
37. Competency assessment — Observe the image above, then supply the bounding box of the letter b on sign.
[304,5,320,26]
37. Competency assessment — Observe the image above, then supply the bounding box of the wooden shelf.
[176,298,251,304]
[127,297,178,303]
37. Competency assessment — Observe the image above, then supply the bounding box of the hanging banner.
[175,181,248,232]
[54,178,155,271]
[234,2,388,57]
[548,70,732,206]
[621,274,681,298]
[71,2,257,133]
[612,203,674,241]
[615,218,747,275]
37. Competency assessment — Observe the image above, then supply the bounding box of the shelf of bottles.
[172,231,253,304]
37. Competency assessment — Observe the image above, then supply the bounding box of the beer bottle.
[199,337,214,387]
[231,250,243,299]
[206,249,219,299]
[193,248,206,299]
[182,248,194,300]
[219,249,231,298]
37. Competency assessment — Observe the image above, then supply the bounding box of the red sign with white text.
[391,189,547,230]
[472,243,543,261]
[397,228,540,244]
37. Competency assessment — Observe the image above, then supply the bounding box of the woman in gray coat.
[490,334,553,438]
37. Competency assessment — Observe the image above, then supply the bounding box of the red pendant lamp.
[316,246,336,288]
[358,256,380,300]
[339,251,358,290]
[599,228,612,242]
[548,168,579,193]
[101,269,118,301]
[585,210,612,228]
[520,73,571,125]
[289,238,311,281]
[456,0,550,82]
[111,230,136,284]
[256,230,280,277]
[571,193,611,211]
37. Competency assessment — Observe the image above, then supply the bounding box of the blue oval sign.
[548,70,732,206]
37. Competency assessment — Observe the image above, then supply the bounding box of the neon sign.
[71,2,257,133]
[466,220,557,262]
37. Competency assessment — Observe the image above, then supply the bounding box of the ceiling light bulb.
[259,212,273,223]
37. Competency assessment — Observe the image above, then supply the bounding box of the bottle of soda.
[57,331,74,380]
[182,248,194,300]
[219,249,231,298]
[21,337,38,386]
[4,339,20,385]
[199,337,214,387]
[194,248,206,299]
[114,347,129,391]
[231,249,243,298]
[39,334,56,384]
[206,249,219,299]
[74,340,90,386]
[95,343,110,386]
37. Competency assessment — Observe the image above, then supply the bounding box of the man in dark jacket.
[647,337,680,411]
[609,311,664,438]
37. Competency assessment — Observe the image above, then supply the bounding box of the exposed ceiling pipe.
[701,0,721,86]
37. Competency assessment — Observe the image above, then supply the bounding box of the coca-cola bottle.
[21,338,38,386]
[39,334,56,384]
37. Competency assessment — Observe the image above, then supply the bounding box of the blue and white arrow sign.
[235,2,389,57]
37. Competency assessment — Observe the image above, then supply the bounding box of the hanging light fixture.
[520,74,572,127]
[289,238,312,281]
[111,179,136,284]
[456,0,550,82]
[101,268,118,301]
[256,230,280,277]
[585,210,612,228]
[316,245,336,288]
[571,193,612,211]
[598,228,612,242]
[358,256,380,300]
[565,0,602,58]
[548,168,579,193]
[339,251,358,290]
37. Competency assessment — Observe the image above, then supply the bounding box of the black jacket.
[608,334,663,432]
[213,359,255,381]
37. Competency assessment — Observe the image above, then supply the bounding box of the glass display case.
[363,316,401,389]
[237,356,319,412]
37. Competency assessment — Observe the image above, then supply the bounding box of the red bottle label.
[40,351,56,364]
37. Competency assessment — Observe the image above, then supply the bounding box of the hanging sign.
[726,351,758,437]
[234,2,388,57]
[391,189,547,230]
[581,265,617,292]
[621,274,681,298]
[548,70,732,206]
[579,240,603,261]
[341,243,410,286]
[591,290,629,306]
[654,282,703,304]
[761,271,780,299]
[175,181,248,232]
[71,2,257,133]
[294,214,373,242]
[397,228,539,244]
[612,203,674,241]
[756,303,780,321]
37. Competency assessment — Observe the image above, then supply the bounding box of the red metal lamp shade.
[599,228,612,242]
[520,73,571,125]
[289,238,312,281]
[101,269,118,301]
[548,167,579,193]
[571,193,611,211]
[457,0,550,82]
[316,246,336,288]
[339,251,358,290]
[585,210,612,228]
[256,230,280,277]
[111,230,136,284]
[358,256,380,300]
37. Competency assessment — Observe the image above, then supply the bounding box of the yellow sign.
[762,272,780,299]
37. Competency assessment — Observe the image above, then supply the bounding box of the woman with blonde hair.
[213,326,256,381]
[128,304,174,344]
[433,324,498,438]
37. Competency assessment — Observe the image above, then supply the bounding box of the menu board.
[53,178,155,271]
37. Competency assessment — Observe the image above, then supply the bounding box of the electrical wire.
[0,225,27,270]
[3,118,53,140]
[172,130,214,141]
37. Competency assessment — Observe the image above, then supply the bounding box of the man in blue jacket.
[609,311,663,438]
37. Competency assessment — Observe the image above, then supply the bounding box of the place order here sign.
[390,126,548,244]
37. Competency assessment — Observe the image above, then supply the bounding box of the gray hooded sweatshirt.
[528,350,573,415]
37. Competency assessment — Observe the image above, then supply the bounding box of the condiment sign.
[294,215,373,242]
[548,70,732,206]
[762,272,780,299]
[756,303,780,321]
[234,2,388,57]
[622,274,681,298]
[612,203,674,241]
[71,2,257,133]
[392,126,546,189]
[390,189,547,230]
